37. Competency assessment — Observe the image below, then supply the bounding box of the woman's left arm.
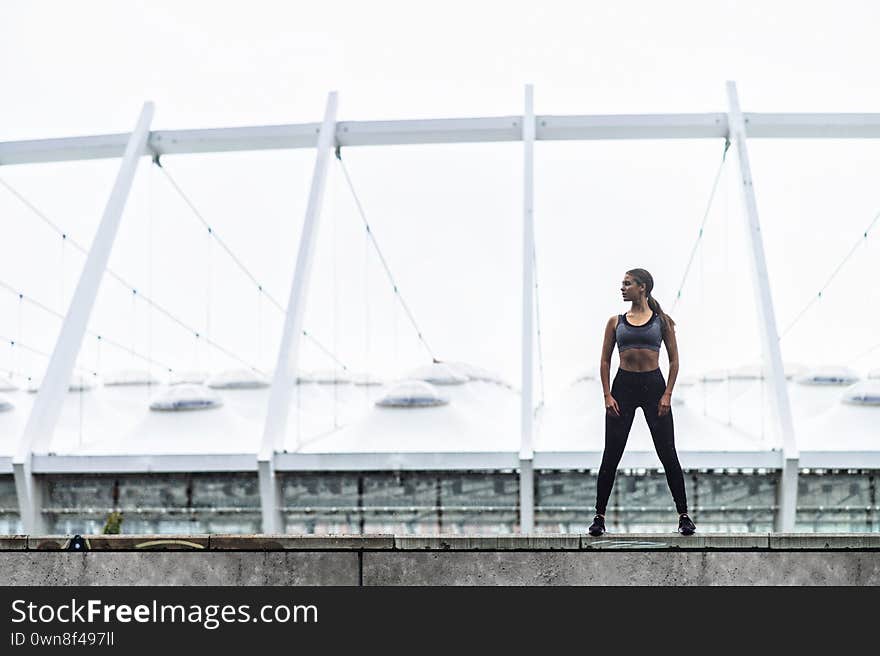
[659,319,679,417]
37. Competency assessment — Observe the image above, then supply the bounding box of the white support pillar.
[726,81,799,532]
[13,102,155,534]
[258,92,338,534]
[519,84,536,533]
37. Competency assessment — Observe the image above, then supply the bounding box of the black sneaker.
[678,514,696,536]
[588,515,606,537]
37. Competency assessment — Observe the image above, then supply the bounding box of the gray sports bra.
[615,312,662,353]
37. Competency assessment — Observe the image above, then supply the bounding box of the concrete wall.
[1,534,878,586]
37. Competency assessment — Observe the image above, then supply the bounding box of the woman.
[589,268,695,536]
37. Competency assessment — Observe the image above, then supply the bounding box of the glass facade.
[795,471,878,533]
[4,469,876,535]
[0,475,20,534]
[281,472,520,534]
[535,469,777,533]
[41,473,261,535]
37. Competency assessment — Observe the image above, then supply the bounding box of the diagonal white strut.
[726,81,799,532]
[12,102,155,533]
[258,92,339,534]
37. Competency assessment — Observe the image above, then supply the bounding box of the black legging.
[595,367,688,515]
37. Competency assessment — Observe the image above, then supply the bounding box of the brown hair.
[626,268,676,332]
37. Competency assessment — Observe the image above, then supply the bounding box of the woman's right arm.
[600,316,620,417]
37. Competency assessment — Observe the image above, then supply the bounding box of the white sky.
[2,1,880,404]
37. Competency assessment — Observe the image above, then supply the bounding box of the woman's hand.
[604,393,620,417]
[658,392,672,417]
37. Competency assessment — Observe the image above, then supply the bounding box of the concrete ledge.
[28,535,210,551]
[395,535,581,550]
[1,534,877,551]
[363,552,880,586]
[1,534,878,585]
[581,534,771,549]
[209,534,394,550]
[770,534,880,550]
[0,553,359,585]
[0,535,27,550]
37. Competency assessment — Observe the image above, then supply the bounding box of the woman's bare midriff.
[619,348,660,372]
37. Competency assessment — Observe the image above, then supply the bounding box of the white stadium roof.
[1,360,877,475]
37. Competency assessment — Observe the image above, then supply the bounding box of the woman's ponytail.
[647,294,675,331]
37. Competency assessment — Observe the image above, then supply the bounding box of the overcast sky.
[2,1,880,403]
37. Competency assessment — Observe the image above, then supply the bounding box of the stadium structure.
[0,82,878,539]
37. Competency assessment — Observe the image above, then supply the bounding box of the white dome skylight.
[0,378,18,392]
[206,368,270,389]
[445,361,505,384]
[699,362,804,380]
[796,366,860,386]
[104,369,159,387]
[728,364,764,380]
[840,381,880,406]
[26,373,96,393]
[149,384,223,411]
[294,370,348,384]
[405,362,468,385]
[308,369,352,385]
[375,380,450,408]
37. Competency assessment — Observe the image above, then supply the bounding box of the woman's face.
[620,274,645,302]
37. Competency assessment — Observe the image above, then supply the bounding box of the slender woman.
[589,268,696,536]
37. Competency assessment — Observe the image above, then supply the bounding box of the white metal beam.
[275,449,789,472]
[30,453,258,474]
[12,102,154,533]
[257,458,284,535]
[743,112,880,138]
[337,116,522,146]
[6,112,880,166]
[537,113,728,140]
[258,92,339,534]
[519,457,534,533]
[19,448,808,475]
[726,82,799,533]
[274,451,521,472]
[533,450,784,471]
[21,448,876,474]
